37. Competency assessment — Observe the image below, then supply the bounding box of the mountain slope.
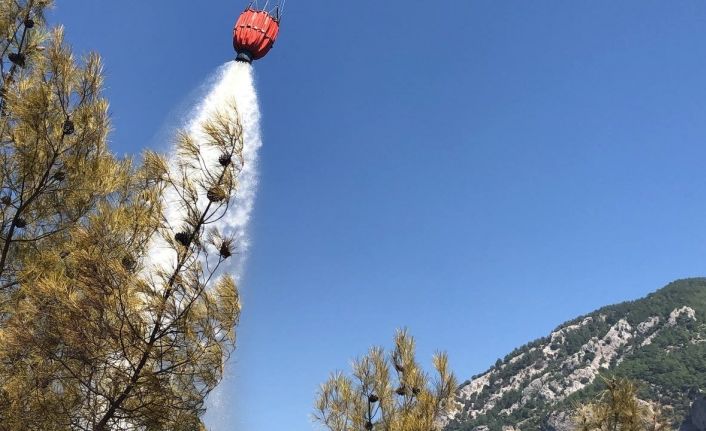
[442,278,706,430]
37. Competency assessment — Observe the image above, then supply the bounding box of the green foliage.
[447,278,706,431]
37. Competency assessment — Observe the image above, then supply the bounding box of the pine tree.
[574,377,670,431]
[0,0,123,294]
[314,329,458,431]
[0,2,243,429]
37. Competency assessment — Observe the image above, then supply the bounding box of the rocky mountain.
[442,278,706,431]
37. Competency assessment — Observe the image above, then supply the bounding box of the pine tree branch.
[94,153,232,430]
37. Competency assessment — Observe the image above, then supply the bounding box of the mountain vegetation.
[442,278,706,431]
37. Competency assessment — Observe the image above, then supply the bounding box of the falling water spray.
[148,61,262,280]
[188,61,262,279]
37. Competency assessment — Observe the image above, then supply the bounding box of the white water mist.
[149,61,262,280]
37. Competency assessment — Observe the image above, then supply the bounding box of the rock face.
[543,412,574,431]
[443,278,706,431]
[681,397,706,431]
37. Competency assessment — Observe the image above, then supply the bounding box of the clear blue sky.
[51,1,706,430]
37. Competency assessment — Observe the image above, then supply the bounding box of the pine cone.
[365,422,373,431]
[1,196,11,206]
[24,18,34,29]
[368,394,379,403]
[62,119,75,135]
[395,385,406,396]
[53,171,66,182]
[8,53,25,68]
[412,387,420,396]
[121,255,136,271]
[174,232,191,247]
[219,242,232,259]
[218,153,232,167]
[207,186,226,203]
[14,218,27,229]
